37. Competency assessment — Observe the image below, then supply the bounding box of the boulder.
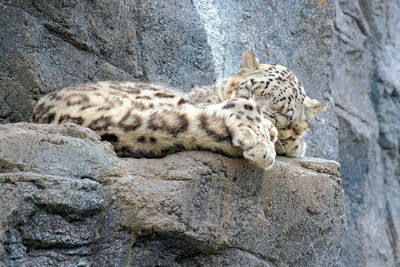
[0,123,345,266]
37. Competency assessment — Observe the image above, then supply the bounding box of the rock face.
[334,1,400,266]
[0,0,338,160]
[0,123,345,266]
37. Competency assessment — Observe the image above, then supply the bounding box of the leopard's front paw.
[243,141,276,170]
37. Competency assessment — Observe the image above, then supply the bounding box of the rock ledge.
[0,123,344,266]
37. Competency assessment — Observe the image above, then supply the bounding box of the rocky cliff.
[334,0,400,266]
[0,123,344,266]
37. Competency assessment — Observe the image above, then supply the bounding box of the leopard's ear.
[304,97,327,120]
[239,50,260,74]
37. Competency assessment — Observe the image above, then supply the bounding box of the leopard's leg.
[215,98,277,169]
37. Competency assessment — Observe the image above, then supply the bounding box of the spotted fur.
[33,81,277,169]
[189,50,327,157]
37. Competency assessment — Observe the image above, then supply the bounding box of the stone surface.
[0,123,345,266]
[334,0,400,266]
[0,0,338,160]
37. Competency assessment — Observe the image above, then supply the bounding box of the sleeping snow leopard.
[189,50,327,157]
[32,50,325,169]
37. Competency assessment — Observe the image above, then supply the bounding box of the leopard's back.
[33,81,188,124]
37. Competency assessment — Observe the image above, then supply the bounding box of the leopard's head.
[224,50,327,157]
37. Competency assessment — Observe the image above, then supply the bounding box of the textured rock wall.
[334,0,400,266]
[0,0,338,160]
[0,123,345,266]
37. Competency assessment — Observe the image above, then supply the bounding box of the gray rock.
[0,123,345,266]
[0,123,119,179]
[334,0,400,266]
[0,0,338,160]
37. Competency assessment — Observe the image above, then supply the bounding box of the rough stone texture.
[0,0,338,160]
[334,0,400,266]
[0,123,345,266]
